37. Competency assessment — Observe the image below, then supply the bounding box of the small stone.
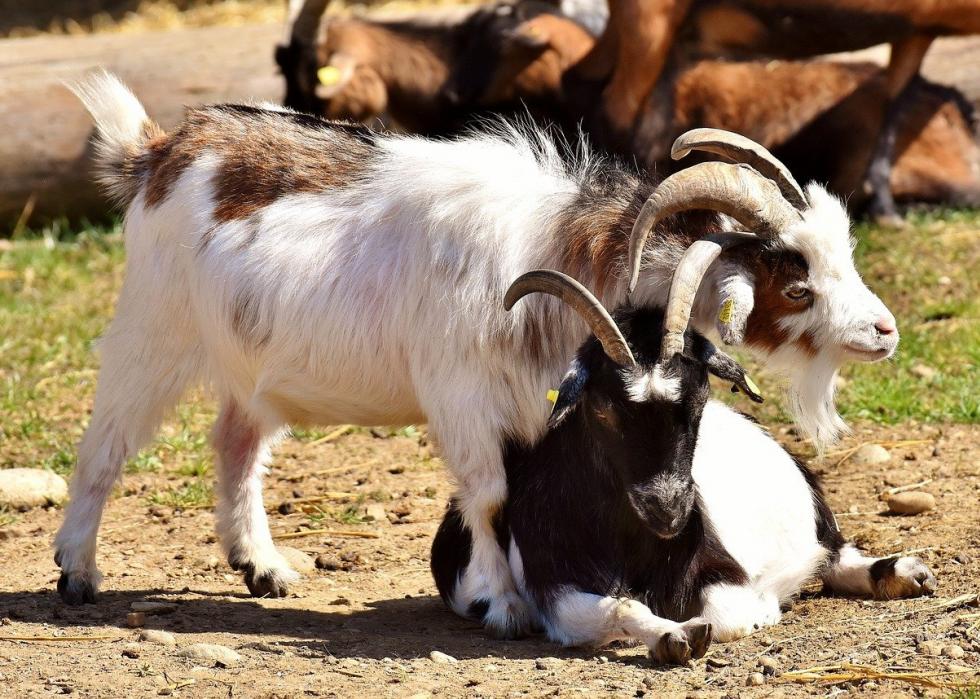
[329,597,351,606]
[126,612,146,628]
[937,275,951,286]
[746,672,765,686]
[429,650,457,664]
[535,657,563,671]
[642,676,656,689]
[886,491,935,515]
[138,629,176,646]
[131,601,177,615]
[943,645,965,659]
[277,546,316,574]
[911,364,938,380]
[0,469,68,510]
[205,556,221,570]
[315,554,344,571]
[364,504,387,522]
[758,657,779,675]
[706,657,731,668]
[177,643,242,668]
[121,644,141,659]
[932,445,942,457]
[954,553,971,564]
[853,444,891,466]
[277,501,295,515]
[904,452,917,461]
[918,640,944,656]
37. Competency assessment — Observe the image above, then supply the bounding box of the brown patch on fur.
[135,105,376,221]
[738,249,811,352]
[795,330,819,358]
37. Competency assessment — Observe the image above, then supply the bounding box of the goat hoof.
[482,593,533,640]
[57,573,97,605]
[651,622,712,665]
[874,556,938,599]
[685,622,712,659]
[243,568,291,598]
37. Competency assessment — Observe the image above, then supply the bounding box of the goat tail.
[68,71,163,207]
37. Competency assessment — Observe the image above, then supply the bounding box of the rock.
[886,492,936,515]
[364,504,387,522]
[131,601,177,615]
[139,629,176,646]
[642,676,656,689]
[747,672,765,686]
[126,612,146,628]
[315,554,344,571]
[758,657,779,675]
[177,643,242,668]
[706,657,731,668]
[853,444,891,466]
[535,657,563,671]
[911,364,937,380]
[0,469,68,510]
[429,650,458,664]
[938,275,951,286]
[918,640,944,656]
[277,546,315,574]
[943,645,965,659]
[277,501,295,515]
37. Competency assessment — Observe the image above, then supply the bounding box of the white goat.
[56,74,897,640]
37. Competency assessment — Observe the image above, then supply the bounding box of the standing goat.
[60,74,896,640]
[434,270,937,659]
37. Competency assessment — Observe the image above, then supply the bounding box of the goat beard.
[786,352,849,450]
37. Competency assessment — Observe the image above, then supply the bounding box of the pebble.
[126,612,146,628]
[0,469,68,510]
[121,644,141,659]
[757,657,779,675]
[277,546,316,574]
[315,554,345,571]
[943,645,965,659]
[642,676,657,689]
[277,501,295,515]
[429,650,458,664]
[131,601,177,615]
[852,444,891,466]
[886,491,936,515]
[918,640,944,656]
[910,364,938,380]
[177,643,242,668]
[139,629,176,646]
[535,657,563,671]
[706,657,731,668]
[364,504,387,522]
[747,673,765,686]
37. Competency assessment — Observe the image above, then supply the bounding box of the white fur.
[623,364,680,403]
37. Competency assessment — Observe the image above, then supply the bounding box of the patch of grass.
[0,506,17,528]
[146,480,213,510]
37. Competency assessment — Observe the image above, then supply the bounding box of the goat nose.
[874,315,897,335]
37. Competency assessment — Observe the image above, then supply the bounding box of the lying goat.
[433,270,937,659]
[61,75,896,641]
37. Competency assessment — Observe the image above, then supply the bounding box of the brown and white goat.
[61,74,896,641]
[581,0,980,220]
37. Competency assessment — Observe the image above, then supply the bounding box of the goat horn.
[285,0,330,46]
[671,128,808,210]
[659,232,755,362]
[626,161,801,294]
[505,270,636,367]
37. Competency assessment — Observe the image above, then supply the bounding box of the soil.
[0,421,977,698]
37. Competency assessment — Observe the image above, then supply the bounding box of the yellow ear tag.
[546,389,559,405]
[317,65,342,86]
[744,374,760,395]
[718,297,734,324]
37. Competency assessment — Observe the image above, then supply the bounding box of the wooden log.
[0,23,283,230]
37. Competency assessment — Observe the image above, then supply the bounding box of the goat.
[60,74,897,642]
[433,269,937,659]
[578,0,980,221]
[279,0,980,211]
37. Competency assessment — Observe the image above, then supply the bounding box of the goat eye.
[784,286,811,301]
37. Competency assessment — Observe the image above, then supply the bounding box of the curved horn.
[659,232,754,362]
[505,270,636,367]
[284,0,330,46]
[671,128,808,210]
[626,161,801,294]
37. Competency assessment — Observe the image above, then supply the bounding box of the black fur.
[432,307,749,625]
[790,456,846,569]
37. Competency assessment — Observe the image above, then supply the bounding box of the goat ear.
[503,21,552,52]
[548,358,589,428]
[699,341,764,403]
[715,270,754,346]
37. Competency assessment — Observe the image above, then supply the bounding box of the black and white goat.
[433,270,937,660]
[59,75,897,641]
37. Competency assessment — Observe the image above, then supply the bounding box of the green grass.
[0,212,977,497]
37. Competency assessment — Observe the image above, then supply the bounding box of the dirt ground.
[0,420,977,698]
